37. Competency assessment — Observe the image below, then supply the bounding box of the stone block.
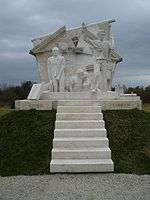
[53,137,109,148]
[54,129,107,138]
[57,100,100,106]
[99,100,142,110]
[52,148,111,159]
[56,113,103,120]
[57,106,102,113]
[55,120,105,129]
[15,100,52,110]
[50,159,114,173]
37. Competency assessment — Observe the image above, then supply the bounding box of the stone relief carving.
[81,23,116,92]
[82,25,112,60]
[115,84,124,95]
[39,23,119,94]
[64,67,91,92]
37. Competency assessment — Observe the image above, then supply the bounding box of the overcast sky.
[0,0,150,86]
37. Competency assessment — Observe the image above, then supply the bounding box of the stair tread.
[55,128,106,131]
[57,113,102,114]
[52,148,111,152]
[58,100,99,102]
[56,119,104,123]
[58,106,101,107]
[54,137,108,141]
[51,159,113,164]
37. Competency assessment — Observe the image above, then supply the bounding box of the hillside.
[0,109,150,176]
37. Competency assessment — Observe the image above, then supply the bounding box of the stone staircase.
[50,100,114,173]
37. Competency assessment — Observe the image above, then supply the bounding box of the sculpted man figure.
[91,57,106,92]
[47,47,65,92]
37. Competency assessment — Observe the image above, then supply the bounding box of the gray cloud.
[0,0,150,86]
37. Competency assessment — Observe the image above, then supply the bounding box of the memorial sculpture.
[15,19,141,110]
[14,19,142,173]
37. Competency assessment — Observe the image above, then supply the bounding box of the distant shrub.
[0,81,33,108]
[125,86,150,103]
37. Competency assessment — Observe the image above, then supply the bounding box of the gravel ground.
[0,174,149,200]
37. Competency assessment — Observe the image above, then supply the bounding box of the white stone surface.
[57,100,100,106]
[15,100,52,110]
[27,83,43,100]
[30,20,121,87]
[56,113,103,120]
[54,129,107,138]
[15,98,142,110]
[50,159,114,173]
[57,105,102,113]
[53,138,109,148]
[50,102,114,173]
[15,20,141,111]
[99,100,142,110]
[47,47,65,92]
[55,120,105,129]
[52,148,111,159]
[40,91,140,101]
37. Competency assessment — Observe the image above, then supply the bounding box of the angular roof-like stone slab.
[30,19,116,55]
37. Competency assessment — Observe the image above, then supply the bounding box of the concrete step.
[56,113,103,120]
[55,120,105,129]
[57,106,101,113]
[54,129,107,138]
[40,91,97,100]
[50,159,114,173]
[57,100,100,106]
[53,137,109,148]
[52,148,111,159]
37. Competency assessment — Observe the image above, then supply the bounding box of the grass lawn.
[0,110,56,176]
[0,109,150,176]
[0,108,12,117]
[143,103,150,112]
[104,109,150,174]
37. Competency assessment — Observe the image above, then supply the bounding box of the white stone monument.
[15,19,141,110]
[15,19,142,173]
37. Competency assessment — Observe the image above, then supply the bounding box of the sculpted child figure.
[47,47,65,92]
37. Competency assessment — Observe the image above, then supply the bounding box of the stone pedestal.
[15,92,142,110]
[15,100,52,110]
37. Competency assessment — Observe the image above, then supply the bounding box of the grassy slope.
[0,108,12,117]
[0,110,56,176]
[104,109,150,174]
[0,109,150,176]
[143,103,150,112]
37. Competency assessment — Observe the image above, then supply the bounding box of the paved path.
[0,174,149,200]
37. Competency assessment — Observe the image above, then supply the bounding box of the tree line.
[124,85,150,103]
[0,81,150,108]
[0,81,33,108]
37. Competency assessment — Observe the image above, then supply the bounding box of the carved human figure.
[83,30,105,59]
[91,57,106,92]
[76,68,90,91]
[47,47,65,92]
[65,75,76,92]
[104,61,115,90]
[115,84,124,95]
[102,36,111,60]
[65,68,90,92]
[82,25,112,62]
[84,29,115,91]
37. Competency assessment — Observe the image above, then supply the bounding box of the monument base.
[15,100,52,110]
[15,92,142,110]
